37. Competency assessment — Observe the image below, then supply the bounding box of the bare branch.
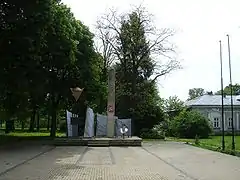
[151,59,181,83]
[95,6,181,80]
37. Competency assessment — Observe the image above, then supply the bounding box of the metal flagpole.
[226,34,235,150]
[219,40,225,151]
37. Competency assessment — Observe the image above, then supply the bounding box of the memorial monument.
[55,69,142,146]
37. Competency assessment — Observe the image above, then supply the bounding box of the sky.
[62,0,240,101]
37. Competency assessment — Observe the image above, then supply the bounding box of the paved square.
[77,147,114,166]
[1,141,240,180]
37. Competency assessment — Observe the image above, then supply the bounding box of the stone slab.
[0,145,54,176]
[53,136,142,147]
[1,143,240,179]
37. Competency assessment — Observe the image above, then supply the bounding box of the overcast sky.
[62,0,240,101]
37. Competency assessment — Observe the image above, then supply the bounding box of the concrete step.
[53,137,142,147]
[88,140,110,147]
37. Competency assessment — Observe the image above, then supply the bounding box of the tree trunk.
[12,120,15,131]
[50,94,58,137]
[29,109,36,132]
[50,105,57,137]
[36,111,40,132]
[21,121,25,130]
[47,112,50,131]
[5,120,10,134]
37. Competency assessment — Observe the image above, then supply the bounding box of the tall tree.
[71,19,106,113]
[0,0,105,136]
[97,6,179,134]
[188,88,205,100]
[164,96,184,112]
[163,96,184,120]
[40,2,97,137]
[97,7,180,83]
[43,3,105,137]
[0,0,53,132]
[215,84,240,95]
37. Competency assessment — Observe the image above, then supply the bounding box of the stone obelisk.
[107,68,116,137]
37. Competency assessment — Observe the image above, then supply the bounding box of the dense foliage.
[189,84,240,98]
[169,110,213,138]
[140,127,165,139]
[215,83,240,95]
[97,8,179,135]
[0,2,179,137]
[188,88,205,100]
[0,0,105,136]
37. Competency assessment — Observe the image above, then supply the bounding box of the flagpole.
[227,34,235,150]
[219,40,225,150]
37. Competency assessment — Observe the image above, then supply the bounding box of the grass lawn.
[167,136,240,155]
[0,130,66,146]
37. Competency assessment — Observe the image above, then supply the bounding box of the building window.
[228,118,232,128]
[213,118,220,128]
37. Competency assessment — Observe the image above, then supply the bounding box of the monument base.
[53,136,142,147]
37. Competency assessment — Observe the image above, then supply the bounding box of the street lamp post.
[219,40,225,151]
[226,34,235,150]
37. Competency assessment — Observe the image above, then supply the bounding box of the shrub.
[59,121,67,132]
[153,122,168,136]
[132,105,166,136]
[195,134,200,145]
[170,110,212,138]
[140,128,165,139]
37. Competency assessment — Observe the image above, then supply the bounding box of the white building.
[185,94,240,132]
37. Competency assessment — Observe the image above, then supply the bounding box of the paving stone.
[0,145,53,175]
[0,146,189,180]
[1,142,240,180]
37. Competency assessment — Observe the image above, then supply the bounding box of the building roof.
[184,94,240,106]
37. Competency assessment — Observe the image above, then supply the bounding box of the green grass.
[0,131,66,146]
[167,136,240,156]
[5,131,65,137]
[143,139,166,141]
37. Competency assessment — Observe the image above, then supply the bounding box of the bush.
[195,134,200,145]
[153,122,168,135]
[170,110,212,138]
[132,104,166,136]
[59,121,67,132]
[140,128,165,139]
